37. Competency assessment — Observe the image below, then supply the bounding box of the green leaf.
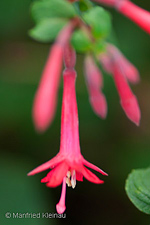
[78,0,93,12]
[71,29,92,53]
[29,18,67,42]
[83,6,111,39]
[125,167,150,214]
[31,0,77,23]
[92,40,106,55]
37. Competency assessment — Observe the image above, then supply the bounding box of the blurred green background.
[0,0,150,224]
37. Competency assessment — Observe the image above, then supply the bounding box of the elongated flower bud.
[99,44,140,84]
[107,44,140,84]
[99,53,113,74]
[33,22,76,132]
[84,55,107,119]
[112,59,141,126]
[116,1,150,34]
[116,55,140,84]
[33,44,63,132]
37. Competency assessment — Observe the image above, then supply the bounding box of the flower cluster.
[28,0,149,214]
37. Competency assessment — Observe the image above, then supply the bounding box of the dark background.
[0,0,150,224]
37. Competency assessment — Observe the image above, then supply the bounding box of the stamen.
[65,170,76,188]
[66,171,72,187]
[66,177,72,187]
[67,171,71,179]
[56,177,66,214]
[71,170,76,189]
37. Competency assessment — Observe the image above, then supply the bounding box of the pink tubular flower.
[112,60,141,126]
[111,57,141,126]
[92,0,150,34]
[99,52,113,74]
[116,0,150,35]
[100,44,140,84]
[112,48,140,84]
[33,21,77,132]
[28,47,107,214]
[33,44,63,132]
[84,55,107,119]
[98,44,141,125]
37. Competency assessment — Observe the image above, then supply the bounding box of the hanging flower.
[28,46,107,214]
[99,44,140,84]
[84,55,107,119]
[98,44,141,125]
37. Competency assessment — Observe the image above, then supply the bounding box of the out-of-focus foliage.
[71,29,92,52]
[30,0,111,55]
[83,6,111,39]
[29,18,67,42]
[31,0,77,22]
[29,0,76,42]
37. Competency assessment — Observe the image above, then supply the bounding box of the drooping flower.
[112,58,141,126]
[84,55,107,118]
[98,44,141,125]
[32,21,77,132]
[99,44,140,84]
[92,0,150,34]
[32,43,63,132]
[28,46,107,214]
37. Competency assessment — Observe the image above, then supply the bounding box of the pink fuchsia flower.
[33,43,63,132]
[84,55,107,119]
[112,59,141,126]
[98,44,141,125]
[33,21,77,132]
[99,52,112,74]
[92,0,150,34]
[84,48,140,124]
[99,44,140,84]
[28,67,107,214]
